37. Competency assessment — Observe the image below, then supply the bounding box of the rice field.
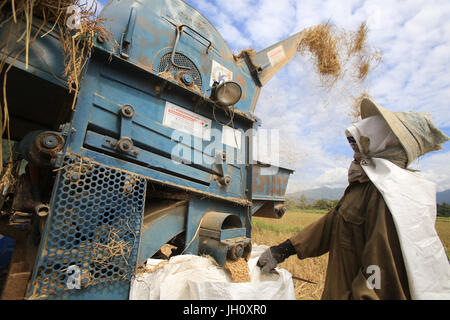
[251,209,450,300]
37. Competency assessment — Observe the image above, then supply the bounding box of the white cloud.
[87,0,104,13]
[411,151,450,192]
[243,0,297,49]
[315,167,349,188]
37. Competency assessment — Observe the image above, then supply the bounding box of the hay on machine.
[0,0,114,91]
[0,0,116,182]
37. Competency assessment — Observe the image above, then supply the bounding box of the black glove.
[257,239,296,274]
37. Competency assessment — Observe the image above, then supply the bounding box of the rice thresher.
[0,0,303,299]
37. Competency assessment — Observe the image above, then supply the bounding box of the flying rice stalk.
[297,21,381,87]
[297,22,343,89]
[349,21,368,56]
[297,21,382,121]
[350,92,370,121]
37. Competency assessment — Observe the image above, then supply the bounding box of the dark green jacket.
[289,180,411,300]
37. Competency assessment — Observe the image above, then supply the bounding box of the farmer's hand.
[257,247,279,274]
[257,240,297,274]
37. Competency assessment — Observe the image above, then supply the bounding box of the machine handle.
[170,24,213,70]
[120,7,137,59]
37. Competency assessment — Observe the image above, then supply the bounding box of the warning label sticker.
[163,102,212,140]
[267,45,286,66]
[210,60,233,86]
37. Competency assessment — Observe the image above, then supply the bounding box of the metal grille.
[28,156,146,298]
[158,52,202,88]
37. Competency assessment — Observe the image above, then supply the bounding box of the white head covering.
[346,115,400,154]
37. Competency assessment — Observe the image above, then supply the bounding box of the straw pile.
[0,0,114,93]
[92,221,137,268]
[298,21,381,88]
[298,23,342,81]
[0,1,115,173]
[350,22,382,81]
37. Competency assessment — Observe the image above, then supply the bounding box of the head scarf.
[345,115,408,183]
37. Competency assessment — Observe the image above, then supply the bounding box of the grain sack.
[129,244,296,300]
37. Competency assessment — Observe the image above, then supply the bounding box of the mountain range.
[436,189,450,204]
[288,187,450,204]
[287,187,345,203]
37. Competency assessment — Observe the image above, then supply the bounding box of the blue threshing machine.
[0,0,303,299]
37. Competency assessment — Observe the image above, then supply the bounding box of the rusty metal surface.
[0,14,68,88]
[252,201,285,219]
[251,164,292,200]
[18,131,65,167]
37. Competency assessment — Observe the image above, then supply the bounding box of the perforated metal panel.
[27,156,146,298]
[158,52,202,88]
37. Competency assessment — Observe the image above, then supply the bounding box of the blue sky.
[96,0,450,192]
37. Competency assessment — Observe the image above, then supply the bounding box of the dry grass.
[298,22,381,88]
[349,22,368,56]
[349,91,370,121]
[0,1,115,172]
[436,216,450,259]
[92,225,135,267]
[0,1,113,92]
[355,51,382,82]
[252,209,450,300]
[298,23,342,82]
[349,22,382,81]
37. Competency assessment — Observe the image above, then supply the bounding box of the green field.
[251,209,450,300]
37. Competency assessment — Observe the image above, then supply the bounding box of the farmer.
[257,98,450,299]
